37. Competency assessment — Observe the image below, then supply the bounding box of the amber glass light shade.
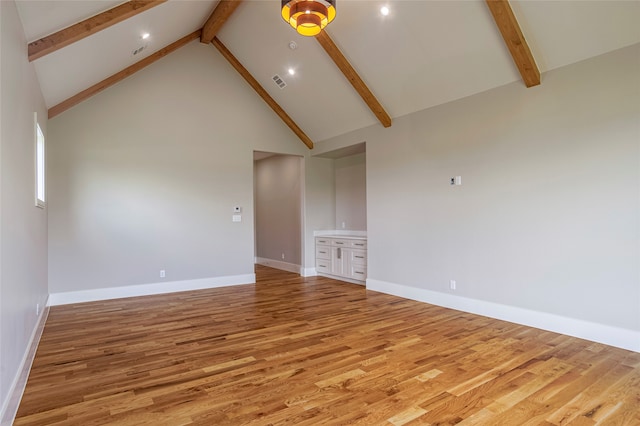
[281,0,336,36]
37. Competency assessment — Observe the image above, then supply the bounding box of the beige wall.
[0,0,49,420]
[254,155,302,266]
[47,41,310,294]
[335,153,366,231]
[316,44,640,345]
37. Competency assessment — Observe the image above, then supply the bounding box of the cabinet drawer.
[331,239,350,247]
[316,237,330,246]
[316,261,331,273]
[351,265,367,280]
[350,250,367,266]
[349,240,367,249]
[316,247,330,260]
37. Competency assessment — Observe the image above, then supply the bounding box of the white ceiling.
[16,0,640,143]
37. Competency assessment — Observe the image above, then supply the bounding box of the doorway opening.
[253,151,304,275]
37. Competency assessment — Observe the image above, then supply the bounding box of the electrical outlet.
[449,280,456,290]
[160,269,166,278]
[281,253,285,260]
[36,303,40,316]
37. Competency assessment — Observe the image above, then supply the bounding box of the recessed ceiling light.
[380,6,390,16]
[288,68,296,76]
[141,33,150,40]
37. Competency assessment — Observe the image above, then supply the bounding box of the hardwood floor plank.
[15,266,640,425]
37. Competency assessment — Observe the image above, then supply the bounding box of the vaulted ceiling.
[16,0,640,146]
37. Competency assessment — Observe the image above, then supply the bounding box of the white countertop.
[314,230,366,237]
[314,232,367,240]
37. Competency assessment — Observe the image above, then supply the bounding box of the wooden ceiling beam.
[485,0,540,87]
[200,0,243,44]
[315,30,392,128]
[211,37,314,149]
[28,0,166,62]
[49,31,200,119]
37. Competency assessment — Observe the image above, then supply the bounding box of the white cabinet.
[315,241,331,274]
[316,236,367,284]
[349,249,367,281]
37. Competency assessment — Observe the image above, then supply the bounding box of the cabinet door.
[331,247,345,276]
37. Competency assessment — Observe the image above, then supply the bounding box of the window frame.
[35,113,45,209]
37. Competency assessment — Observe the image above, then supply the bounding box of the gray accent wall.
[255,155,302,266]
[0,0,48,420]
[47,41,309,293]
[316,44,640,333]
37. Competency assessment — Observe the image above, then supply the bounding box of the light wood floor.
[16,265,640,425]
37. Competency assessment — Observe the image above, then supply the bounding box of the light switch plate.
[232,214,242,222]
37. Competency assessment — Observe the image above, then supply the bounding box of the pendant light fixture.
[281,0,336,36]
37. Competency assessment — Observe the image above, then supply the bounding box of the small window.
[35,114,45,208]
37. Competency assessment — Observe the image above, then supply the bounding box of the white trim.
[48,274,256,306]
[320,273,365,286]
[301,267,317,277]
[255,257,301,275]
[366,278,640,353]
[299,156,307,281]
[1,303,49,426]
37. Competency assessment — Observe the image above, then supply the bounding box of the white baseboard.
[318,272,365,286]
[366,278,640,353]
[48,274,256,306]
[255,257,301,275]
[301,267,317,277]
[1,303,50,426]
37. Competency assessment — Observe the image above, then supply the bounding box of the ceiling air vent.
[132,45,147,56]
[272,74,287,89]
